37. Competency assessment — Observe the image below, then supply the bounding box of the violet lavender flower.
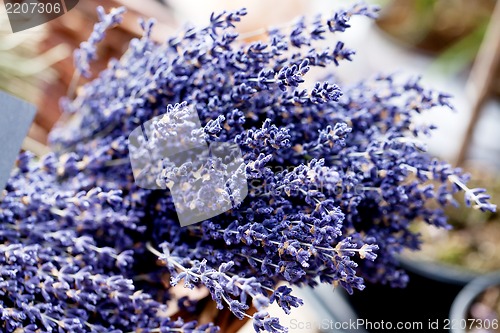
[73,6,126,78]
[0,3,496,333]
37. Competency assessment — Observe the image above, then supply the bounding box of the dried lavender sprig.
[73,6,126,79]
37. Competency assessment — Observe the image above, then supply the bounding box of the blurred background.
[1,0,499,332]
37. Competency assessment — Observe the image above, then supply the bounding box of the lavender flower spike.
[73,6,126,78]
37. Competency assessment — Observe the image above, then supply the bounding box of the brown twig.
[454,0,500,166]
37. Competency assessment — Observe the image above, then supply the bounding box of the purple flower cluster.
[1,3,496,333]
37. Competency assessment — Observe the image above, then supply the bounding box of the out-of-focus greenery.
[429,13,489,76]
[374,0,496,76]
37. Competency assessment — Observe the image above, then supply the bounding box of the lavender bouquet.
[1,4,496,333]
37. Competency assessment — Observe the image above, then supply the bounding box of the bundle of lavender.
[0,4,495,333]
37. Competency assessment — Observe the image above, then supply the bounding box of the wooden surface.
[34,0,177,144]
